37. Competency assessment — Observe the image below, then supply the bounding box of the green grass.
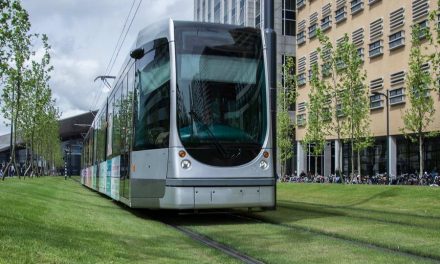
[178,213,434,264]
[1,178,439,264]
[0,177,237,264]
[253,184,440,260]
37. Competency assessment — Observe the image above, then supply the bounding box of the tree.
[277,56,296,177]
[0,0,33,178]
[400,25,436,179]
[302,63,331,176]
[1,1,60,179]
[19,34,55,177]
[428,0,440,94]
[317,30,346,180]
[338,34,372,181]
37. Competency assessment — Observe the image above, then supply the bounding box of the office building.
[295,0,440,177]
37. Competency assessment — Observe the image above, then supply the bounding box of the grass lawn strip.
[0,177,238,264]
[253,184,440,260]
[180,213,435,264]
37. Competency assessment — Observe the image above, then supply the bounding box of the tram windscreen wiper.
[188,110,230,159]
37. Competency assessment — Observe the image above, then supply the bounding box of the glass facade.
[397,136,440,175]
[214,0,221,22]
[224,0,229,23]
[255,0,261,28]
[231,0,236,24]
[239,0,245,26]
[282,0,296,36]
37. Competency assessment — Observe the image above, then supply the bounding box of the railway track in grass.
[231,211,440,264]
[154,213,266,264]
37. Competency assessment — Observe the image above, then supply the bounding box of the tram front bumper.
[159,185,275,209]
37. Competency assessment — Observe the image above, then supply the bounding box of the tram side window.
[93,123,98,165]
[98,110,106,162]
[112,84,122,156]
[126,63,135,150]
[107,96,114,157]
[134,41,170,150]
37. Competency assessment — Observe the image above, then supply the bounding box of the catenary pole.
[264,0,277,208]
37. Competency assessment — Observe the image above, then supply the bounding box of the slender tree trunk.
[351,140,354,184]
[357,150,361,179]
[13,77,21,179]
[315,155,318,176]
[337,138,344,183]
[419,134,423,179]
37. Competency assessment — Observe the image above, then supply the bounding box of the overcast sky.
[0,0,193,134]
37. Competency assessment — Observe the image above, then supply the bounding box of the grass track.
[253,184,440,260]
[1,178,439,263]
[0,177,237,264]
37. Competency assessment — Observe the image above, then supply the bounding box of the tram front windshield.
[175,23,267,167]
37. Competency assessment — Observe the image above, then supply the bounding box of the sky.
[0,0,193,134]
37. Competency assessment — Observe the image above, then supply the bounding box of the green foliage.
[428,0,440,93]
[302,63,331,175]
[0,1,61,177]
[401,25,436,178]
[337,34,371,177]
[316,30,346,176]
[277,56,296,173]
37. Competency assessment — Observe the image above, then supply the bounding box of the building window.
[239,0,245,26]
[321,62,331,78]
[389,88,405,105]
[202,0,206,21]
[370,94,384,109]
[351,0,364,15]
[357,47,365,61]
[224,0,229,23]
[308,23,317,39]
[297,31,306,44]
[196,0,201,21]
[417,20,429,39]
[297,73,306,86]
[321,15,332,31]
[231,0,236,24]
[308,69,313,81]
[389,30,405,50]
[336,103,344,117]
[208,0,212,21]
[335,6,347,23]
[297,114,306,127]
[282,55,296,87]
[369,40,383,58]
[255,0,260,27]
[214,0,221,22]
[297,0,305,9]
[283,0,296,36]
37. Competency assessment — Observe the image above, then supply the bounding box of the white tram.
[81,19,275,209]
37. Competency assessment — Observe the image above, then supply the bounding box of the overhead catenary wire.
[91,0,143,112]
[90,0,135,111]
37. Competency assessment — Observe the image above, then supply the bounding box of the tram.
[81,19,275,209]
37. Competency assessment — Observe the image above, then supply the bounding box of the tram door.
[120,64,135,199]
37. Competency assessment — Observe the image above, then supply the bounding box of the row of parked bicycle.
[280,172,440,186]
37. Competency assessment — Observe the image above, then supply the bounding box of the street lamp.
[372,91,389,184]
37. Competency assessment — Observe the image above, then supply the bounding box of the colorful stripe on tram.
[81,156,121,201]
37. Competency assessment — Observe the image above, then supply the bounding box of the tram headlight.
[181,159,191,169]
[259,160,269,170]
